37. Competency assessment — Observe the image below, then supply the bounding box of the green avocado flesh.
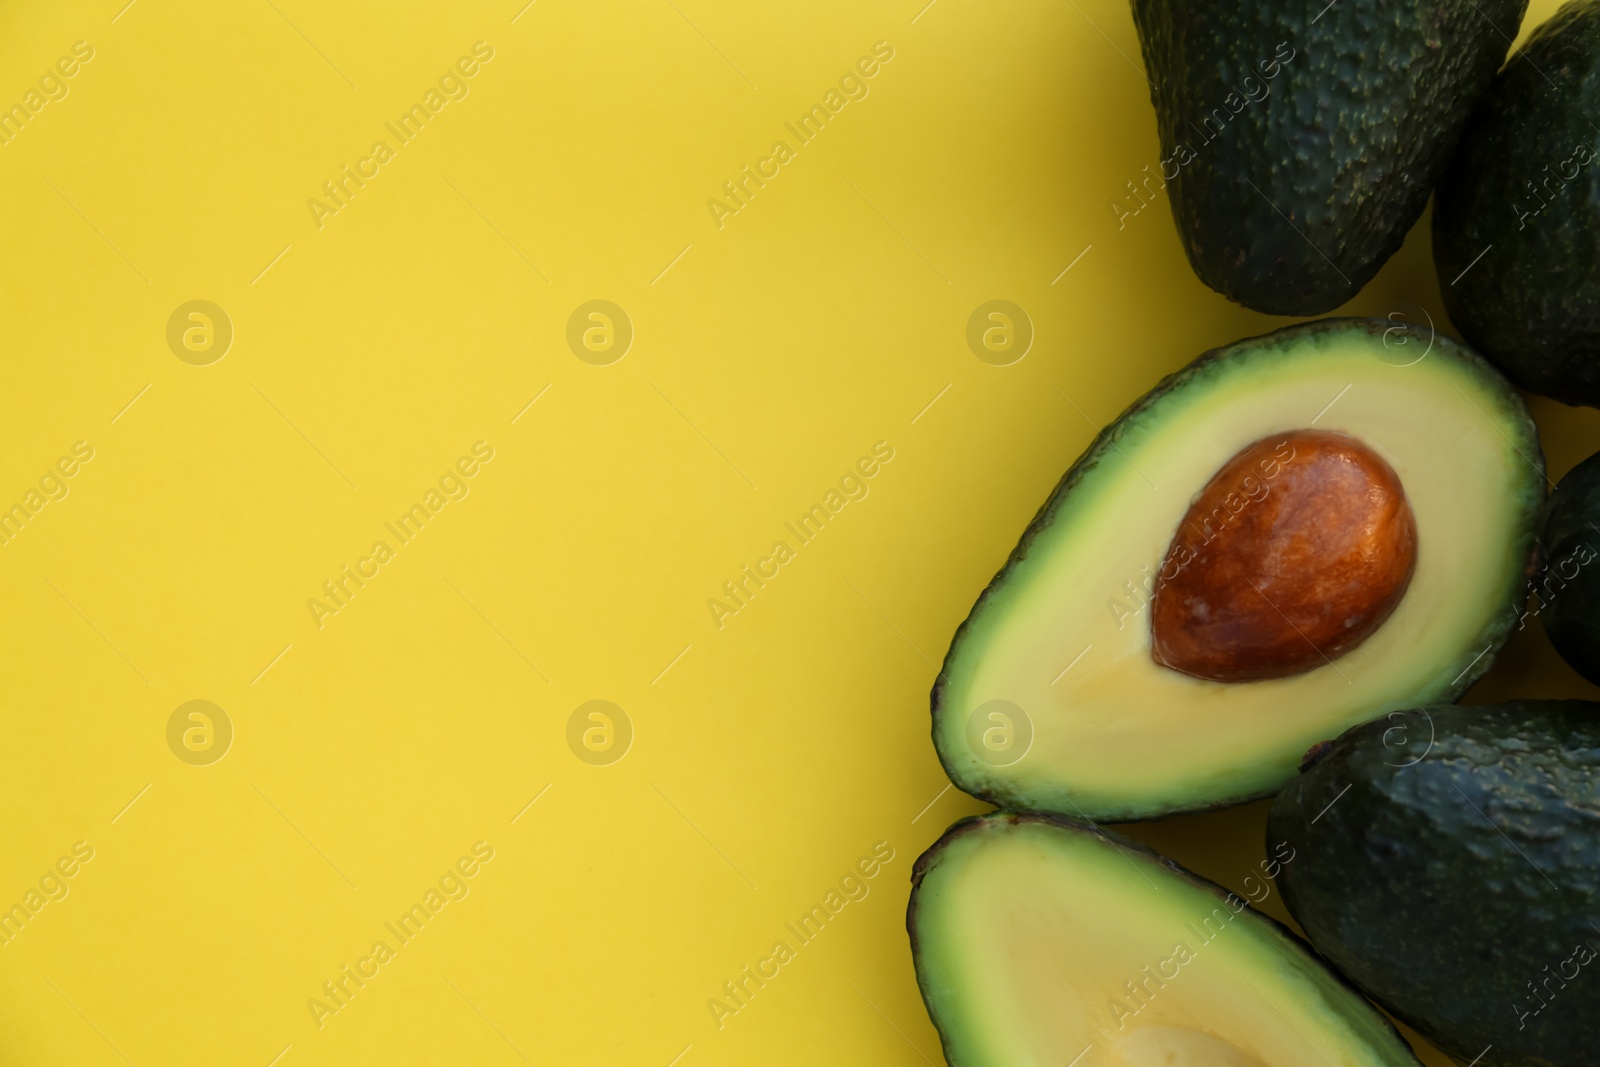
[1269,702,1600,1067]
[908,813,1421,1067]
[1436,0,1600,407]
[932,319,1542,821]
[1132,0,1524,315]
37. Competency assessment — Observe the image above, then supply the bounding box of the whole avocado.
[1131,0,1525,315]
[1435,0,1600,407]
[1537,450,1600,682]
[1269,702,1600,1067]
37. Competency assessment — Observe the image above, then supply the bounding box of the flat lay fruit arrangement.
[909,2,1600,1064]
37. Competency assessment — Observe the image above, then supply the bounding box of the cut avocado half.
[909,813,1422,1067]
[933,319,1542,821]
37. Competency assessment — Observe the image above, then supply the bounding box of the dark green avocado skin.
[1436,1,1600,407]
[1132,0,1525,315]
[1269,702,1600,1067]
[1537,450,1600,682]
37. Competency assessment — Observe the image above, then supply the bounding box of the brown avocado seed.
[1150,430,1417,683]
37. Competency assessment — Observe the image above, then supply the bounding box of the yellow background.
[0,0,1590,1063]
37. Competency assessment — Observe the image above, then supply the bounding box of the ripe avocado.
[1268,702,1600,1067]
[1535,450,1600,682]
[932,319,1543,821]
[908,812,1423,1066]
[1131,0,1525,314]
[1435,0,1600,407]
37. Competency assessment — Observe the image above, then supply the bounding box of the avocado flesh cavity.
[932,319,1542,821]
[1435,0,1600,407]
[1269,702,1600,1067]
[1131,0,1525,314]
[908,813,1422,1067]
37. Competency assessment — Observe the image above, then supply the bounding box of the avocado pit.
[1150,430,1417,683]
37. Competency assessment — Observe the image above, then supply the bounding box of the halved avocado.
[932,319,1542,821]
[909,812,1422,1067]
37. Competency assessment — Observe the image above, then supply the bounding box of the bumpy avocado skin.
[1538,451,1600,682]
[1269,703,1600,1067]
[1436,1,1600,407]
[1131,0,1525,315]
